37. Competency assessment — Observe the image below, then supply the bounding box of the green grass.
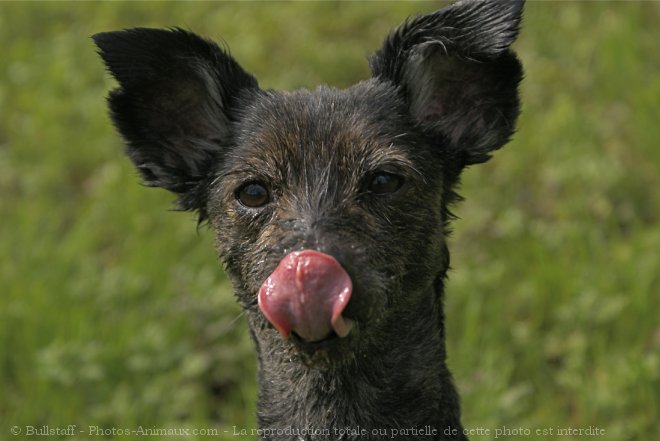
[1,2,657,440]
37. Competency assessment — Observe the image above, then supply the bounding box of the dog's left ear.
[370,0,524,167]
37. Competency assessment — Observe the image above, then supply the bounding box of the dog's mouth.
[291,330,341,350]
[258,249,355,343]
[288,326,362,366]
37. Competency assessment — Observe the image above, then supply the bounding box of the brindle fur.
[94,1,523,439]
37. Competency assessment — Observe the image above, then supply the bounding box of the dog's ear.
[93,28,258,217]
[370,0,523,167]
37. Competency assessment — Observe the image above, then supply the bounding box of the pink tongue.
[258,250,353,342]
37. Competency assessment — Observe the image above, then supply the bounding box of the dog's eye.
[236,182,270,208]
[368,172,403,195]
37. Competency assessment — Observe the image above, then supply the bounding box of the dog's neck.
[252,285,466,441]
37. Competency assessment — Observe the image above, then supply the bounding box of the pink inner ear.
[258,250,353,342]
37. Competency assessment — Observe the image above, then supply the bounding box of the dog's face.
[207,83,447,358]
[95,0,522,364]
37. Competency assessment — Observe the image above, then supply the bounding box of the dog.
[95,0,523,439]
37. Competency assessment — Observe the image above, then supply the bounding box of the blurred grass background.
[1,1,658,440]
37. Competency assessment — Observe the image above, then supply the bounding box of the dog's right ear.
[93,28,258,217]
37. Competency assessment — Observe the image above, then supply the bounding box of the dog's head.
[95,0,523,363]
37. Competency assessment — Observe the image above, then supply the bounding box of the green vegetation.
[1,2,657,440]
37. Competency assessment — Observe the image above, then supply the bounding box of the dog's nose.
[258,250,353,342]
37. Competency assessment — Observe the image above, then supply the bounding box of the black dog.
[95,0,523,439]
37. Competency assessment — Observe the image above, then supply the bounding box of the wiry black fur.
[94,1,523,439]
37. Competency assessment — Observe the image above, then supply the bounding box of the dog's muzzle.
[258,250,354,342]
